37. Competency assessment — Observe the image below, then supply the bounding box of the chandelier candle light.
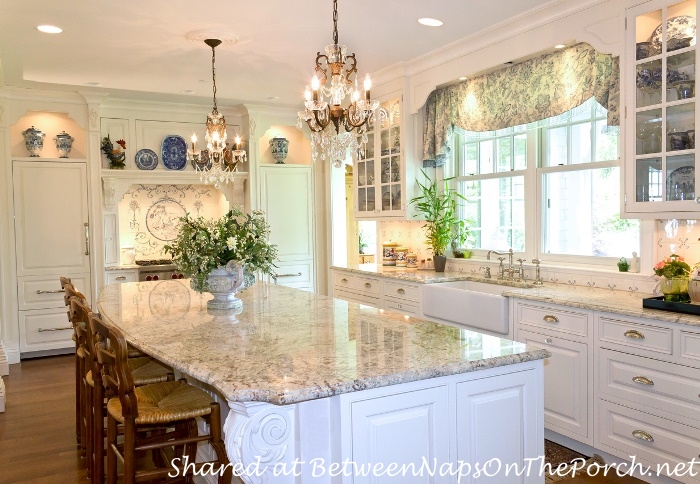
[187,38,246,188]
[297,0,387,167]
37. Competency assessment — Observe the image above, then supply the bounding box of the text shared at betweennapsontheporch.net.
[168,455,700,481]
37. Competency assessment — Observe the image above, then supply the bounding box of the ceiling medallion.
[297,0,387,168]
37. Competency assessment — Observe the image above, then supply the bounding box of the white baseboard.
[2,342,20,366]
[0,377,6,413]
[0,343,9,375]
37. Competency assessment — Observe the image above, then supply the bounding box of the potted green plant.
[410,170,465,272]
[451,219,473,258]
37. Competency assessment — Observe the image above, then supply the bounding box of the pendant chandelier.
[297,0,386,168]
[187,38,246,188]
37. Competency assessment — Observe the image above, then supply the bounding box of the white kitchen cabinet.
[12,160,92,355]
[623,0,700,218]
[104,270,138,284]
[259,165,315,291]
[513,299,593,445]
[354,94,413,219]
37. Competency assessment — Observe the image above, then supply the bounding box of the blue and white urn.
[269,136,289,164]
[53,131,75,158]
[22,126,46,157]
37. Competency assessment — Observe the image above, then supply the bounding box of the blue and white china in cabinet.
[53,131,74,158]
[135,148,159,170]
[22,126,46,157]
[161,135,187,170]
[269,135,289,164]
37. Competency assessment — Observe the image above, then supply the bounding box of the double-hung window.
[453,98,640,264]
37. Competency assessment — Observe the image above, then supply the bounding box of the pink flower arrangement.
[653,254,690,278]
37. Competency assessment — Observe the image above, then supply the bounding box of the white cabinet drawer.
[104,270,138,284]
[333,289,380,308]
[515,301,589,338]
[598,316,673,357]
[356,276,381,296]
[599,348,700,421]
[274,262,313,289]
[20,308,74,353]
[18,274,91,310]
[598,400,700,482]
[333,272,356,290]
[383,281,420,302]
[383,296,419,316]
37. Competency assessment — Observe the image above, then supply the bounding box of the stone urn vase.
[53,131,75,158]
[660,276,690,302]
[269,136,289,164]
[195,260,245,310]
[22,126,46,157]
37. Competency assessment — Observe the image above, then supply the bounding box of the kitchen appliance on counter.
[135,259,185,281]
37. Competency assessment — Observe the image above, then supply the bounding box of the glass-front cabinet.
[354,96,406,219]
[625,0,698,216]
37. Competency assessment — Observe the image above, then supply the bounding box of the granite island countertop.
[332,264,534,288]
[97,280,549,405]
[502,283,700,328]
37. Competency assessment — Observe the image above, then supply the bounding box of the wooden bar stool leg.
[85,382,94,477]
[208,403,231,484]
[106,415,117,484]
[75,349,82,447]
[123,418,136,484]
[92,381,104,483]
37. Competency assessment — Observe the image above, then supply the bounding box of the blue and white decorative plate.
[161,135,187,170]
[649,16,696,52]
[135,148,158,170]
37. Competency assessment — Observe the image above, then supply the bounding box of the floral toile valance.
[423,43,620,166]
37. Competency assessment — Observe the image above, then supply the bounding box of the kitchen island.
[98,280,549,483]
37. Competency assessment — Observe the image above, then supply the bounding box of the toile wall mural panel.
[118,184,229,260]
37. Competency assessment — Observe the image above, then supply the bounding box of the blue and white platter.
[134,148,158,170]
[161,135,187,170]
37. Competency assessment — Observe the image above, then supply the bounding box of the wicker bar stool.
[72,298,175,483]
[90,313,231,484]
[62,280,88,453]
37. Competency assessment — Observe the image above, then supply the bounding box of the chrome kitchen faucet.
[487,249,514,280]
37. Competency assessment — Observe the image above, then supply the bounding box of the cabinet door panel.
[13,161,90,276]
[456,369,541,483]
[259,166,314,261]
[350,386,449,483]
[518,328,588,440]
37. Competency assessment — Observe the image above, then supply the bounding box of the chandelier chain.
[332,0,338,45]
[211,44,218,114]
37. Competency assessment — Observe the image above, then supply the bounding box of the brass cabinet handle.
[116,276,127,281]
[632,430,654,442]
[36,289,64,294]
[84,222,90,256]
[543,315,559,323]
[364,282,372,288]
[38,326,72,332]
[624,330,645,339]
[632,376,654,386]
[341,278,348,283]
[397,288,406,294]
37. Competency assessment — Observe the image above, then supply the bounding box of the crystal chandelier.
[297,0,386,168]
[187,39,246,188]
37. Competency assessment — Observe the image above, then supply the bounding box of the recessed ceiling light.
[181,89,196,94]
[83,82,102,87]
[418,18,443,27]
[554,44,566,49]
[37,25,62,34]
[458,76,467,81]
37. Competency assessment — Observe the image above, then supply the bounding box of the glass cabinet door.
[631,0,697,210]
[356,127,376,215]
[379,99,402,213]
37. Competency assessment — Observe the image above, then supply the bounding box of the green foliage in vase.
[410,170,467,257]
[653,253,691,278]
[164,207,278,291]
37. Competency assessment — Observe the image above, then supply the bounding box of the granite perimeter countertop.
[332,264,534,288]
[97,281,548,405]
[104,264,140,271]
[502,284,700,327]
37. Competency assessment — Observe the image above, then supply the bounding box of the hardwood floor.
[0,355,651,484]
[0,355,89,483]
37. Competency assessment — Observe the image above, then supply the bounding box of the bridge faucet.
[487,249,514,279]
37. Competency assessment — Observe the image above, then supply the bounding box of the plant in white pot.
[410,170,465,272]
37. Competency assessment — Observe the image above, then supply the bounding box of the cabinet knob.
[624,329,645,340]
[545,338,553,344]
[696,197,700,204]
[543,315,559,323]
[341,278,348,283]
[116,276,127,281]
[364,282,372,288]
[397,304,402,309]
[632,376,654,386]
[397,288,406,294]
[632,430,654,442]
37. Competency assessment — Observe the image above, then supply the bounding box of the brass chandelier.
[187,38,246,188]
[297,0,386,167]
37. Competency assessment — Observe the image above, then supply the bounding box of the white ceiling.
[0,0,555,107]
